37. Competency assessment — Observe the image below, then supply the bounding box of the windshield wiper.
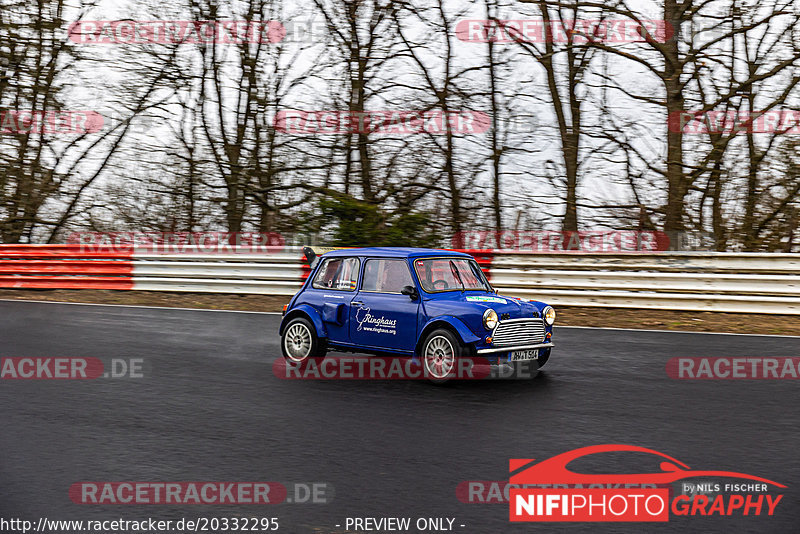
[449,260,465,293]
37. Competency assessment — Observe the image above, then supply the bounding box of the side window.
[312,257,360,291]
[362,259,413,293]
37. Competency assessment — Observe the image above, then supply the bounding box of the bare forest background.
[2,0,800,250]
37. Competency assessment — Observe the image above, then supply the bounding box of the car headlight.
[543,306,556,325]
[483,309,498,331]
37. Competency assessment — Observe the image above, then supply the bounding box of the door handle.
[352,301,364,306]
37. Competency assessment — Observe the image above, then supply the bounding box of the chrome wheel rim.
[424,335,455,379]
[284,323,312,362]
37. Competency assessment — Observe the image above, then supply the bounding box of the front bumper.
[475,342,554,354]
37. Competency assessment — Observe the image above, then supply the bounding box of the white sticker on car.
[355,306,397,335]
[466,296,507,304]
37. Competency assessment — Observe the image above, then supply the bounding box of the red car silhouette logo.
[510,444,785,487]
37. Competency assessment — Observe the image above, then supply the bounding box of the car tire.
[511,360,538,379]
[536,347,551,369]
[421,328,463,383]
[281,317,325,364]
[511,348,550,379]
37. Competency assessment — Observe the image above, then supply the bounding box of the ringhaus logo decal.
[508,445,785,522]
[355,306,397,335]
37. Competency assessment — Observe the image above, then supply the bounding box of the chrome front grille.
[492,319,545,347]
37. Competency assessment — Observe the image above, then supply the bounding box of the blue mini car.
[279,247,555,379]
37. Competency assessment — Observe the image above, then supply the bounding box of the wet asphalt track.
[1,299,799,534]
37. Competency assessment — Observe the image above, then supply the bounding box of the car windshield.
[413,258,491,293]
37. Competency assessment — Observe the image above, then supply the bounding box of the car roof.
[320,247,472,259]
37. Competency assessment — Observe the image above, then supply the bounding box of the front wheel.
[281,317,325,364]
[512,348,551,379]
[421,328,463,382]
[536,347,551,369]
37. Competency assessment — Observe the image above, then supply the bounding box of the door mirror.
[401,285,419,300]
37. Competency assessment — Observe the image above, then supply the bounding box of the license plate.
[510,349,538,361]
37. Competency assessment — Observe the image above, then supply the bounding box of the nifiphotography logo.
[509,445,785,522]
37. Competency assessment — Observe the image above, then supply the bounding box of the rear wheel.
[281,317,325,364]
[422,329,463,382]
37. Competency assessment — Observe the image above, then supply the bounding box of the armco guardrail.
[490,251,800,314]
[132,249,304,295]
[0,245,303,296]
[1,246,800,314]
[0,245,135,289]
